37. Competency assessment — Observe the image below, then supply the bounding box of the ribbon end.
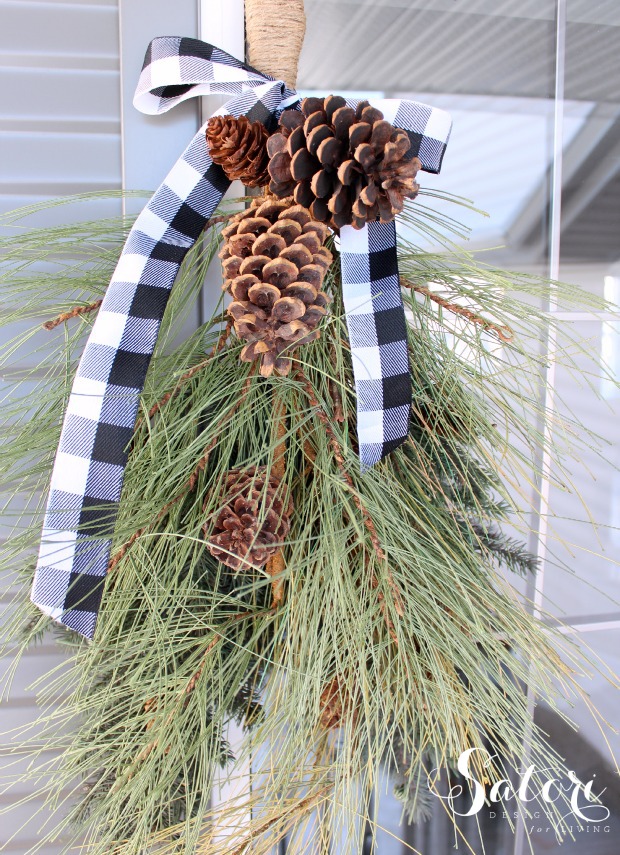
[29,594,94,642]
[358,431,409,473]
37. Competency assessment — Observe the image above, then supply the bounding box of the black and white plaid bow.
[31,37,452,638]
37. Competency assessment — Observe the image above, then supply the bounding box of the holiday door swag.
[31,36,452,639]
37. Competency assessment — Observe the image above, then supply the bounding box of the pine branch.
[265,392,287,606]
[108,367,255,572]
[402,277,514,341]
[295,363,405,629]
[42,298,102,329]
[141,319,232,426]
[468,520,539,576]
[0,193,607,854]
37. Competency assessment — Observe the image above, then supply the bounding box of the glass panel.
[298,0,557,271]
[541,321,620,620]
[372,629,620,855]
[373,779,514,854]
[521,628,620,854]
[558,3,620,301]
[294,4,620,855]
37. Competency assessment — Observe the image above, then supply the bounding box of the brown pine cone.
[267,96,421,230]
[205,467,293,572]
[219,197,332,378]
[319,675,354,730]
[206,115,270,187]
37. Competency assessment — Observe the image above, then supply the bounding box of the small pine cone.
[205,467,293,572]
[267,96,421,230]
[319,675,354,730]
[219,197,332,378]
[206,115,270,187]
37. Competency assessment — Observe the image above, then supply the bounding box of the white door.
[296,2,620,854]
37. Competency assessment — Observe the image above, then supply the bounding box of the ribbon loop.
[31,37,451,639]
[133,37,297,121]
[343,98,451,175]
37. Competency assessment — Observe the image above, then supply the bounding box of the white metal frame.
[514,4,566,849]
[198,0,244,64]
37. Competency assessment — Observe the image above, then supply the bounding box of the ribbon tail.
[30,33,295,639]
[339,221,411,470]
[31,126,230,639]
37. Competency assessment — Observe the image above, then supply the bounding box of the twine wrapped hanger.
[245,0,307,88]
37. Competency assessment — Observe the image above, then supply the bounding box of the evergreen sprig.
[0,191,617,854]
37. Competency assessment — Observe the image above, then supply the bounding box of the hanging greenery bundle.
[1,181,617,853]
[1,10,618,854]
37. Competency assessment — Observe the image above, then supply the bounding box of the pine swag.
[0,30,617,855]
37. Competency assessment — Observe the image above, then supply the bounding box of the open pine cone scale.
[205,467,293,572]
[267,95,422,230]
[219,197,332,377]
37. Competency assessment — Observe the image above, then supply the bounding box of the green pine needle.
[0,192,617,854]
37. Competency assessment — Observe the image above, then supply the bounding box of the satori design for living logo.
[429,748,610,827]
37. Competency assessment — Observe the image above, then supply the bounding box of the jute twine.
[245,0,307,88]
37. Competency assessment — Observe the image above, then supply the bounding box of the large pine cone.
[205,467,293,572]
[267,96,421,230]
[219,197,332,377]
[206,115,270,187]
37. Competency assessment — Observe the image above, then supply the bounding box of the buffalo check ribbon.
[31,37,452,638]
